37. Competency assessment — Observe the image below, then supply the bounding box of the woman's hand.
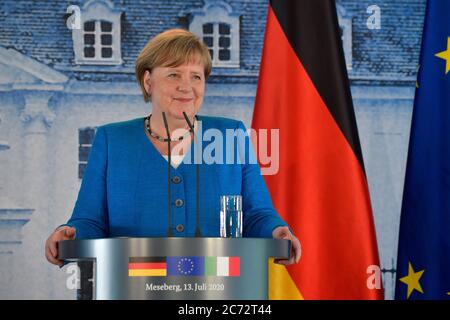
[272,226,301,265]
[45,226,76,267]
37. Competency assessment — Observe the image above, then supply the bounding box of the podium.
[59,237,290,300]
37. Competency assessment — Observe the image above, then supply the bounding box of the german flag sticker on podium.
[128,257,167,277]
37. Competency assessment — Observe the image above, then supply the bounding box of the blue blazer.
[67,115,287,239]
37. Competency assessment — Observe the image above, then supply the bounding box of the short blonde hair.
[135,29,212,102]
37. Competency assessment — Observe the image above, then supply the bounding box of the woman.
[45,29,300,267]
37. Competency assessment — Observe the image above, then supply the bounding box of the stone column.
[0,112,33,298]
[20,92,55,217]
[17,91,55,298]
[0,111,33,255]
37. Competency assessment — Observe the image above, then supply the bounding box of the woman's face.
[144,61,206,121]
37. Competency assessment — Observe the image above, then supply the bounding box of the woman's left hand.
[272,226,301,265]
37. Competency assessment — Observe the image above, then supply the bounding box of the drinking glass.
[220,195,243,238]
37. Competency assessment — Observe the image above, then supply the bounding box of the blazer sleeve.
[66,126,109,239]
[237,121,288,238]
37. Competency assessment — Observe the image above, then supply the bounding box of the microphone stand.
[161,112,173,237]
[183,112,201,237]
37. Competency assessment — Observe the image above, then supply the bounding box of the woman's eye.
[168,73,178,78]
[193,75,202,80]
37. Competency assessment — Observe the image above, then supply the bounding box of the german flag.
[128,257,167,277]
[252,0,383,299]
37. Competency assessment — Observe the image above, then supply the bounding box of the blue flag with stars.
[395,0,450,300]
[167,257,205,276]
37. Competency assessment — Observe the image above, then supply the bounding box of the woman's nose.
[177,79,192,92]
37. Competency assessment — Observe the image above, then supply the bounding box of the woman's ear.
[143,70,152,97]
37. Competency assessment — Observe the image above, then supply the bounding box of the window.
[83,20,113,59]
[77,127,96,300]
[188,1,240,68]
[336,4,353,70]
[72,0,122,65]
[78,127,96,179]
[202,22,232,63]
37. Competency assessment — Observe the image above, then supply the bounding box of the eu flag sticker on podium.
[167,257,205,276]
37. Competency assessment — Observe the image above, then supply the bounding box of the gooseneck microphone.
[183,112,201,237]
[161,112,173,237]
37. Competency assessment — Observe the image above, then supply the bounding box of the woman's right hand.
[45,226,76,267]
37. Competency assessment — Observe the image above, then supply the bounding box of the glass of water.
[220,195,243,238]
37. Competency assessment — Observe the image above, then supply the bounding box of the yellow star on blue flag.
[399,262,424,299]
[435,37,450,74]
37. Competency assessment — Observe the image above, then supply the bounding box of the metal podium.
[59,237,290,300]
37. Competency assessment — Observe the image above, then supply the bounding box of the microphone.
[161,112,173,237]
[183,112,201,237]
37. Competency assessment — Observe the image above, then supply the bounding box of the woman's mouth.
[174,98,193,103]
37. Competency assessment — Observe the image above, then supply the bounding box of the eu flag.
[395,0,450,300]
[167,257,205,276]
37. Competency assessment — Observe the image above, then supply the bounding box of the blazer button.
[175,199,184,207]
[172,176,182,184]
[176,224,184,232]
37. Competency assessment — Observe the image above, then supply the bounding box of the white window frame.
[189,1,240,68]
[72,0,122,65]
